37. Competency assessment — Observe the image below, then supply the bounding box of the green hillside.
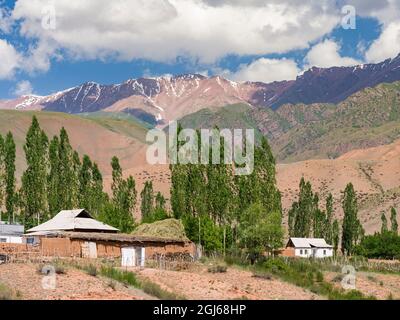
[178,81,400,162]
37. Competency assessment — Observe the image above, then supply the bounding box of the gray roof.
[26,209,119,233]
[0,223,24,236]
[287,237,332,248]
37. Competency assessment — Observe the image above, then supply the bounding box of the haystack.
[132,219,189,242]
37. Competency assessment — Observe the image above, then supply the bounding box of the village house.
[281,237,333,258]
[24,209,196,266]
[0,222,24,244]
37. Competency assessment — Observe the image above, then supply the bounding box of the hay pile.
[132,219,189,241]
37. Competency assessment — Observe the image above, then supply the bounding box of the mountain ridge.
[1,53,400,123]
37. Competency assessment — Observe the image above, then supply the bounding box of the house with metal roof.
[26,209,119,234]
[0,222,24,244]
[285,237,333,258]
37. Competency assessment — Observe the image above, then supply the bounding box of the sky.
[0,0,399,99]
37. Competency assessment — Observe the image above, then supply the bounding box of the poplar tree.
[21,116,49,227]
[341,183,361,256]
[390,207,398,234]
[324,193,334,244]
[100,156,136,232]
[47,136,60,216]
[155,192,166,210]
[4,132,16,222]
[78,155,93,210]
[140,180,154,220]
[57,128,77,209]
[381,212,388,234]
[332,219,340,255]
[0,135,4,221]
[291,178,314,237]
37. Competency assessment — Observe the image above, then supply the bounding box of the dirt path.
[134,265,320,300]
[0,263,152,300]
[325,271,400,299]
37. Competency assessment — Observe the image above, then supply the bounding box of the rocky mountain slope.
[1,54,400,123]
[178,81,400,162]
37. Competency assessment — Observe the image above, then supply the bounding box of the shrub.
[86,264,98,277]
[0,283,14,300]
[208,264,227,273]
[100,266,140,287]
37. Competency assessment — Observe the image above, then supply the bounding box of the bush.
[207,264,227,273]
[140,280,184,300]
[0,283,14,300]
[100,266,140,287]
[86,264,98,277]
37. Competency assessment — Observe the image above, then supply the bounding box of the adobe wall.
[0,243,32,254]
[40,237,196,259]
[279,247,295,257]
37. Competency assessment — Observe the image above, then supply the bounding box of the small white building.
[0,222,24,244]
[285,237,333,258]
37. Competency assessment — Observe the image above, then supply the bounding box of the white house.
[0,222,24,244]
[285,237,333,258]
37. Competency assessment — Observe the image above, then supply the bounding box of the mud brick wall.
[279,248,295,257]
[0,243,31,253]
[41,238,72,257]
[145,242,196,258]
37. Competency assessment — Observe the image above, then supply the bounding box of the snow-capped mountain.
[1,53,400,123]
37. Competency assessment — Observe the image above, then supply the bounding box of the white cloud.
[10,0,341,64]
[13,80,34,96]
[365,22,400,62]
[304,40,361,68]
[0,39,21,79]
[227,58,300,83]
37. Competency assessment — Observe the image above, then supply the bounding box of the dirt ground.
[0,263,152,300]
[134,264,320,300]
[325,271,400,300]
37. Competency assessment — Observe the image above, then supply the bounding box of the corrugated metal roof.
[288,237,332,248]
[26,209,119,233]
[0,223,24,236]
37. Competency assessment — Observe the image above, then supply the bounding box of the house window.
[300,249,303,254]
[323,250,326,255]
[26,237,35,244]
[0,238,7,243]
[304,249,308,254]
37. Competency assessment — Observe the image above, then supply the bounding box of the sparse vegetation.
[254,257,376,300]
[207,264,228,273]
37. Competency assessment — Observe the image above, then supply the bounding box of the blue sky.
[0,0,399,99]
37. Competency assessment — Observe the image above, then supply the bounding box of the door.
[135,247,145,267]
[82,241,97,258]
[121,247,135,267]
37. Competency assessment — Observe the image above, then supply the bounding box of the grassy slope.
[0,110,148,177]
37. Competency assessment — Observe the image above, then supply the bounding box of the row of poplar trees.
[170,126,282,253]
[0,116,137,232]
[288,178,365,256]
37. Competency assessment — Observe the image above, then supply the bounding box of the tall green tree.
[140,180,154,220]
[238,203,283,262]
[155,192,166,210]
[100,156,136,232]
[4,132,16,222]
[341,183,361,256]
[0,134,4,221]
[21,116,49,227]
[47,136,60,216]
[332,219,340,255]
[290,178,314,237]
[390,207,398,234]
[381,212,388,234]
[324,193,334,244]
